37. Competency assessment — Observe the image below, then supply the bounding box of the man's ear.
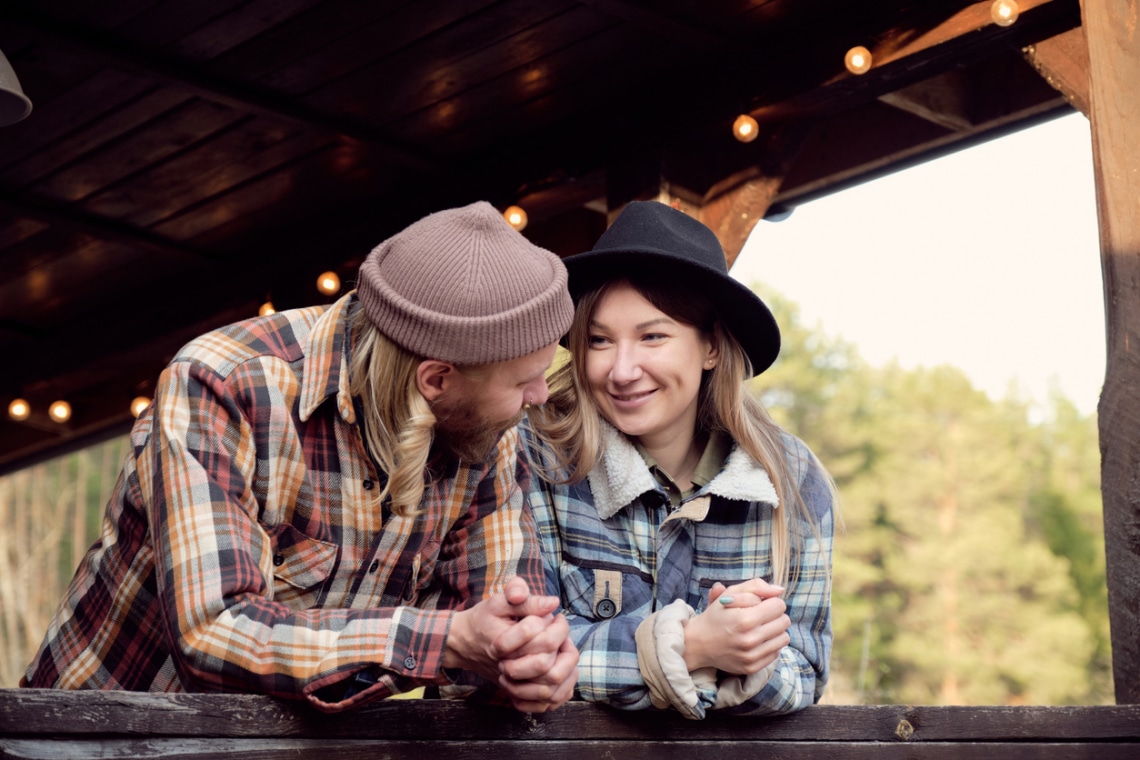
[416,360,459,402]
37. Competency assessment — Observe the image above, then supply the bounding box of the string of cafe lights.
[7,269,349,427]
[731,0,1021,142]
[7,1,1021,429]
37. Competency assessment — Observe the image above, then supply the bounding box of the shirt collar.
[634,429,733,506]
[299,293,358,424]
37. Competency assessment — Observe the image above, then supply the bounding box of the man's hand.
[682,578,789,675]
[443,577,579,712]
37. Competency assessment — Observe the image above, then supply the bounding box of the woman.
[522,201,835,718]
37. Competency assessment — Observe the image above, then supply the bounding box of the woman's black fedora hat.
[562,200,781,375]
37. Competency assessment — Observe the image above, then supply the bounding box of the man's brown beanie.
[356,201,573,364]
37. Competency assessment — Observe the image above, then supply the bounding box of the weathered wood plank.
[254,0,503,97]
[204,0,419,82]
[169,0,327,63]
[28,98,243,203]
[0,88,193,189]
[1083,0,1140,706]
[0,66,156,172]
[312,2,592,127]
[386,23,644,146]
[80,124,333,228]
[1,739,1137,760]
[2,692,1138,743]
[110,0,247,49]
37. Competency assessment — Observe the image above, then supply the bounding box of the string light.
[503,205,528,231]
[259,301,276,316]
[990,0,1019,26]
[316,271,341,296]
[732,114,759,143]
[845,46,873,75]
[8,399,30,421]
[130,396,151,418]
[48,400,71,423]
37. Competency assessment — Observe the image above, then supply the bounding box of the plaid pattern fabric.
[521,420,833,716]
[24,295,542,711]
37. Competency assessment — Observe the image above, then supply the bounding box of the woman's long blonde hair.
[348,305,437,517]
[530,275,826,587]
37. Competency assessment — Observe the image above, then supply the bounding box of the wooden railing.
[1,689,1137,758]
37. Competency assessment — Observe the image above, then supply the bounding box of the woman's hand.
[681,578,790,675]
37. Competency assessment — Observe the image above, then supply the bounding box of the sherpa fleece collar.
[587,420,779,520]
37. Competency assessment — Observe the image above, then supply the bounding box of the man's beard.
[431,401,524,464]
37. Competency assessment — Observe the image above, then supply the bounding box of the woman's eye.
[587,335,610,347]
[643,333,667,342]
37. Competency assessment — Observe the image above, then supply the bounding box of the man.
[23,201,578,712]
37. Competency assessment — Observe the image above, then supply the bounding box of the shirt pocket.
[267,523,339,607]
[559,558,652,622]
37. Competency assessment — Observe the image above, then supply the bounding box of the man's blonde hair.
[348,306,437,517]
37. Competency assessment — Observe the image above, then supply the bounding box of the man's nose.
[526,376,550,407]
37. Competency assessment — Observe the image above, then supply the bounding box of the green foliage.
[752,285,1111,705]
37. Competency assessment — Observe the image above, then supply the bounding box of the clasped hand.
[444,576,578,712]
[681,578,790,675]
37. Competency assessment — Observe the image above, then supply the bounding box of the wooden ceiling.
[0,0,1082,473]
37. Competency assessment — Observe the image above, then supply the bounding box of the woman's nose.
[610,344,642,383]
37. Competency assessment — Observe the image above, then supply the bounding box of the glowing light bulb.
[732,114,759,143]
[316,271,341,296]
[845,46,873,75]
[8,398,30,421]
[49,400,71,423]
[130,396,151,418]
[259,301,276,316]
[504,206,528,231]
[991,0,1019,26]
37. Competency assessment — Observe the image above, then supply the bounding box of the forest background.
[0,285,1111,704]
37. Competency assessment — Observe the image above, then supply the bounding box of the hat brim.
[563,247,781,375]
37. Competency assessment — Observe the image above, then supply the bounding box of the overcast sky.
[733,111,1104,416]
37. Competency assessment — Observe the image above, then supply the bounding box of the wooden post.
[1081,0,1140,704]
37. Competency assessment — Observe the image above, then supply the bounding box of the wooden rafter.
[1024,25,1092,115]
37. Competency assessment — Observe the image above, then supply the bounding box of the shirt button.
[403,656,416,670]
[363,479,374,490]
[272,554,285,567]
[368,559,380,574]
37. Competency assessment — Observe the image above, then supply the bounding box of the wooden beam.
[601,127,805,269]
[1082,0,1140,705]
[870,0,1060,68]
[877,69,975,132]
[0,193,214,263]
[748,0,1081,125]
[698,127,807,269]
[698,175,783,271]
[1023,25,1092,115]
